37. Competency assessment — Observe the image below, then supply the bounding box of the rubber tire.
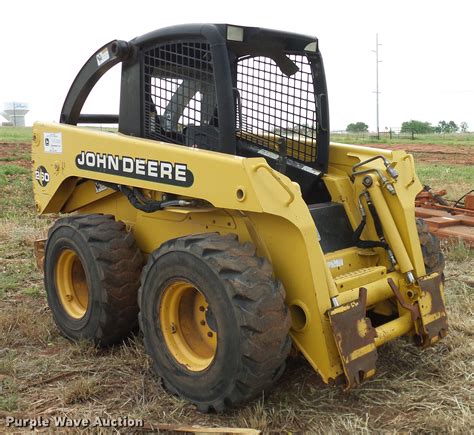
[417,218,445,275]
[138,233,292,412]
[44,214,143,346]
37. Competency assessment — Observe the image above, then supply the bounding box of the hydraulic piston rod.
[367,178,414,274]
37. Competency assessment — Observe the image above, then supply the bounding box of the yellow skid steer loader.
[32,24,447,412]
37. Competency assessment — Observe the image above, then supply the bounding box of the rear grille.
[237,54,317,162]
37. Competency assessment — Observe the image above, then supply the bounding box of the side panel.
[32,123,263,214]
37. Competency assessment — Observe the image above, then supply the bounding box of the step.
[334,265,387,292]
[336,271,396,306]
[325,246,380,278]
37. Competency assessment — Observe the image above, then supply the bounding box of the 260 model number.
[35,166,50,187]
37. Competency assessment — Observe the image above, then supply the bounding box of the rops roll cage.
[60,23,330,173]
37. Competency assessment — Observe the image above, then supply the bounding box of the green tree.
[435,120,459,133]
[400,120,434,134]
[460,121,469,132]
[434,121,446,133]
[346,122,369,132]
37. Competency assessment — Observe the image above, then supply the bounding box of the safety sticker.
[96,48,110,66]
[44,133,62,154]
[327,258,344,269]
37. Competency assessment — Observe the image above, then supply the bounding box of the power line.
[372,34,382,139]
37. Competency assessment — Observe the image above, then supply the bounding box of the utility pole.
[373,34,382,139]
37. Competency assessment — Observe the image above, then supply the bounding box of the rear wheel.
[138,233,291,412]
[44,214,143,346]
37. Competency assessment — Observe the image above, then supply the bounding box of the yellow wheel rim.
[160,280,217,371]
[55,249,89,319]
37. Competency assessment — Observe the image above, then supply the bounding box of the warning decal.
[44,133,62,154]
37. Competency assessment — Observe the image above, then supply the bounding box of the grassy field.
[0,131,473,432]
[331,132,474,146]
[0,126,116,143]
[0,127,32,143]
[416,164,474,200]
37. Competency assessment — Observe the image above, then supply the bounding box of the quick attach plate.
[417,273,448,347]
[388,273,448,348]
[328,287,377,390]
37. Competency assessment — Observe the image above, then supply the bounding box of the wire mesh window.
[237,55,317,162]
[143,41,219,148]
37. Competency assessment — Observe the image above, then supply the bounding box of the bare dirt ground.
[359,143,474,165]
[0,143,30,168]
[0,142,29,156]
[0,142,473,433]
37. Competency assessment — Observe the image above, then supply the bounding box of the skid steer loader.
[32,24,447,412]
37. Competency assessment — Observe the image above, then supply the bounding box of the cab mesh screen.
[143,41,218,147]
[237,55,317,162]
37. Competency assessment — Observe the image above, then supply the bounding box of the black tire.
[416,218,445,275]
[138,233,292,412]
[44,214,143,346]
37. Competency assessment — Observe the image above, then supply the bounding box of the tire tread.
[47,214,143,346]
[416,218,445,275]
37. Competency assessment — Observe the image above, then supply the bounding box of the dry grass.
[0,143,473,433]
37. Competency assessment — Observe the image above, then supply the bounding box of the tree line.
[346,120,469,133]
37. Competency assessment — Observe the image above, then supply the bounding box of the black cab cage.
[60,23,330,173]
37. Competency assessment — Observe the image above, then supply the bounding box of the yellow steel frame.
[32,122,434,384]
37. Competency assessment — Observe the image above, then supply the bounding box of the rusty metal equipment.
[415,186,474,246]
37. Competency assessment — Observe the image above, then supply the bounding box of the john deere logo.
[75,151,194,187]
[35,166,50,187]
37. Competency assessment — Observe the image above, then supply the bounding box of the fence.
[331,128,416,141]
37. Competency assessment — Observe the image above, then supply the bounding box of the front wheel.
[417,218,445,275]
[138,233,291,412]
